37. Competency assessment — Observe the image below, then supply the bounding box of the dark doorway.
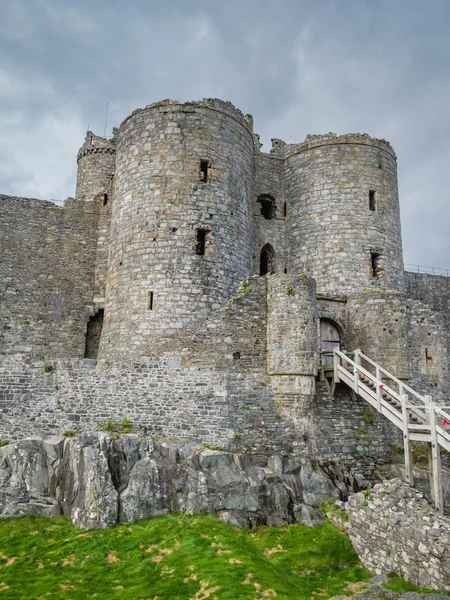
[320,319,341,366]
[260,244,275,276]
[84,309,104,359]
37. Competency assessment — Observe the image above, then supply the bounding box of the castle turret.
[285,133,404,295]
[75,131,116,201]
[99,99,255,358]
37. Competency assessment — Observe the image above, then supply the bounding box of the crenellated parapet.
[120,98,254,137]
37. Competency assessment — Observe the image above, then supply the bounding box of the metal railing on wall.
[404,264,449,277]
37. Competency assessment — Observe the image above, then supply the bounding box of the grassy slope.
[0,514,445,599]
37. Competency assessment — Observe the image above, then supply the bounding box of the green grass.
[385,572,449,595]
[0,513,373,599]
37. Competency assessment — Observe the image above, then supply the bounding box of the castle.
[0,98,448,463]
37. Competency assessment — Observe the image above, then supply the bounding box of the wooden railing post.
[400,394,414,485]
[425,396,443,515]
[353,348,360,394]
[376,365,382,411]
[333,347,340,383]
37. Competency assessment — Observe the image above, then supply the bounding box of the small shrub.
[203,443,225,451]
[411,443,428,465]
[118,417,134,434]
[233,433,240,440]
[362,500,368,506]
[97,419,116,433]
[0,440,9,447]
[320,498,348,523]
[363,408,374,424]
[62,430,76,438]
[287,286,295,297]
[229,280,252,303]
[43,363,52,373]
[287,444,293,453]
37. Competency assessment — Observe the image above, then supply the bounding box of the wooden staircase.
[327,348,450,514]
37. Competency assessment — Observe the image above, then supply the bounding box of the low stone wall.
[348,478,450,591]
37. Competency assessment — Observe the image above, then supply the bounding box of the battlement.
[285,132,396,159]
[119,97,254,136]
[77,131,116,164]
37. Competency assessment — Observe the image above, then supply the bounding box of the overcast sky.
[1,0,449,270]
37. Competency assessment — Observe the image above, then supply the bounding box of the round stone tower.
[285,133,404,295]
[76,131,116,201]
[99,99,255,359]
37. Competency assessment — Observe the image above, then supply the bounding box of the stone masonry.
[0,97,448,464]
[348,478,450,590]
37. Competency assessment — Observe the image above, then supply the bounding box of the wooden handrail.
[331,348,449,514]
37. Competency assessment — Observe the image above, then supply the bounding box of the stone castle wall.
[0,195,98,359]
[285,134,404,295]
[99,99,255,359]
[0,276,399,465]
[0,99,447,475]
[75,131,116,201]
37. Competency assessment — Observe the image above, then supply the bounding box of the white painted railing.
[331,348,450,514]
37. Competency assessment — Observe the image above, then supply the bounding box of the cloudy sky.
[1,0,449,270]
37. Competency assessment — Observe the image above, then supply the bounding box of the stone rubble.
[348,478,450,591]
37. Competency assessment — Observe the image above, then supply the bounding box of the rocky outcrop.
[348,479,450,591]
[0,433,367,529]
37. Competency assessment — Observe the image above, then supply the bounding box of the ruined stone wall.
[0,195,98,359]
[99,99,255,359]
[285,134,404,295]
[348,479,450,591]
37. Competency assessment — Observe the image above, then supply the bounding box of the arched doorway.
[320,318,341,366]
[260,244,275,276]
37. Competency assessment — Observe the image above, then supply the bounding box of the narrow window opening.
[200,160,210,183]
[284,267,287,274]
[233,351,241,360]
[283,202,287,218]
[260,244,275,276]
[148,291,154,310]
[369,190,376,211]
[371,253,381,277]
[196,229,208,255]
[84,309,104,359]
[103,193,108,206]
[258,196,274,220]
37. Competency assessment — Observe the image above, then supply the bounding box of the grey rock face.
[0,434,355,530]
